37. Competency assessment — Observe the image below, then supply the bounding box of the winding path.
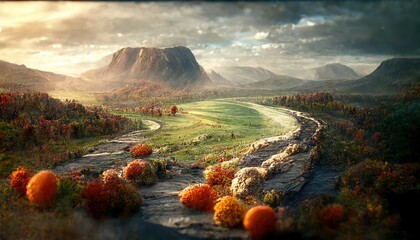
[53,102,323,239]
[54,120,161,174]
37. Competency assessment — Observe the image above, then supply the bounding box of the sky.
[0,1,419,77]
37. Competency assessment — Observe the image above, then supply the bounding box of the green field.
[116,100,297,164]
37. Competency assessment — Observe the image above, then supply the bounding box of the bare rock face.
[82,46,212,88]
[230,167,268,199]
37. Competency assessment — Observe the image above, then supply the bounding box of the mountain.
[293,58,420,95]
[287,63,361,81]
[313,63,361,80]
[213,66,277,84]
[339,58,420,95]
[82,46,211,89]
[207,69,232,86]
[0,60,86,91]
[242,75,306,90]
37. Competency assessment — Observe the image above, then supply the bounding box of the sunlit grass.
[115,100,297,164]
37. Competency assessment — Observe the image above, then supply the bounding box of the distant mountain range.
[293,58,420,95]
[0,46,418,96]
[82,46,212,90]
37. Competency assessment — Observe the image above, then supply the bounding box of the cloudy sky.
[0,1,419,76]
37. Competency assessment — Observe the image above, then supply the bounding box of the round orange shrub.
[123,160,156,186]
[9,167,31,196]
[243,205,277,239]
[319,204,345,227]
[130,144,153,157]
[26,171,58,208]
[179,184,218,212]
[214,196,247,228]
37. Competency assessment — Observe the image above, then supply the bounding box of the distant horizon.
[1,1,419,77]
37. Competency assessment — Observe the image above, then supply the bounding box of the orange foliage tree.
[170,105,178,116]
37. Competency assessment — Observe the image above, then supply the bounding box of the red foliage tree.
[170,105,178,116]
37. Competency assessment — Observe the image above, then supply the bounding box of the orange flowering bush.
[26,170,58,208]
[130,144,153,157]
[123,160,157,186]
[214,196,247,228]
[243,205,277,239]
[9,167,31,196]
[81,176,142,219]
[179,184,218,212]
[318,204,345,228]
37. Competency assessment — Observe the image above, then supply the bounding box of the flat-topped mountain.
[82,46,211,88]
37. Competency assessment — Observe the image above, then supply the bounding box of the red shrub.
[81,176,142,219]
[170,105,178,116]
[9,167,32,196]
[319,204,345,228]
[206,166,235,187]
[179,184,218,212]
[123,160,156,186]
[130,144,153,157]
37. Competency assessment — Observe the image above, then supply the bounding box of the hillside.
[82,46,212,89]
[207,69,232,86]
[313,63,361,80]
[213,66,277,84]
[242,75,306,90]
[0,60,87,92]
[340,58,420,94]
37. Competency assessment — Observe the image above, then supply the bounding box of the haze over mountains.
[0,45,419,96]
[0,60,85,92]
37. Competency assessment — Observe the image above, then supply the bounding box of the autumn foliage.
[205,166,235,187]
[214,196,247,228]
[170,105,178,116]
[318,204,345,228]
[9,167,32,196]
[243,205,277,239]
[26,171,59,208]
[179,184,218,212]
[130,144,153,157]
[123,159,156,186]
[81,175,142,219]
